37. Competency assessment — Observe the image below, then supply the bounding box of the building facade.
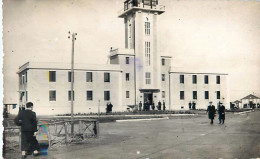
[15,0,229,115]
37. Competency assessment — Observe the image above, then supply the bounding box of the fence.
[3,119,99,153]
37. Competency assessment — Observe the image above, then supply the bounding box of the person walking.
[218,102,225,124]
[152,102,155,111]
[163,101,166,111]
[207,101,216,124]
[139,101,142,111]
[14,102,40,158]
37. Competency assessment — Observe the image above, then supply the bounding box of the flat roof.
[18,62,123,74]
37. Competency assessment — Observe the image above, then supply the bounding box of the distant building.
[15,0,229,115]
[240,94,260,109]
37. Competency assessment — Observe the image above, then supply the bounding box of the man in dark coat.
[163,101,166,111]
[14,102,40,158]
[158,101,162,110]
[139,101,142,111]
[218,102,225,124]
[206,101,216,124]
[152,102,155,110]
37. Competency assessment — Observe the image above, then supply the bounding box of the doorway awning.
[139,89,160,93]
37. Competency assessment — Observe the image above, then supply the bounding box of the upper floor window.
[49,90,56,101]
[216,76,220,84]
[162,91,165,98]
[145,41,151,66]
[145,22,150,35]
[126,91,130,98]
[204,75,208,84]
[192,75,197,84]
[49,71,56,82]
[104,73,110,82]
[68,72,74,82]
[86,72,93,82]
[126,57,130,64]
[180,75,184,84]
[162,59,165,66]
[162,74,165,81]
[126,73,130,81]
[145,72,151,84]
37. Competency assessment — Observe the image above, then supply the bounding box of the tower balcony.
[118,0,165,18]
[110,47,135,57]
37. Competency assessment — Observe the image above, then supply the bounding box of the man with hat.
[218,102,225,124]
[14,102,40,158]
[207,101,216,124]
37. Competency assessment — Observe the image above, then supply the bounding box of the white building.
[16,0,229,115]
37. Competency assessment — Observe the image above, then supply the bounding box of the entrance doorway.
[144,93,153,105]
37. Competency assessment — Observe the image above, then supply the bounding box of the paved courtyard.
[6,111,260,159]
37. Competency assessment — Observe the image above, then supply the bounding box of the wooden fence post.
[64,123,68,145]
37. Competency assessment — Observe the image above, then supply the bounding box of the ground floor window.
[126,91,130,98]
[68,91,75,101]
[180,91,184,100]
[193,91,197,100]
[162,91,165,98]
[216,91,220,99]
[104,91,110,101]
[49,90,56,101]
[86,91,93,101]
[205,91,209,99]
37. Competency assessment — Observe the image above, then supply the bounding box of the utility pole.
[68,31,77,135]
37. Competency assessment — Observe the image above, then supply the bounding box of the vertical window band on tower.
[145,41,151,66]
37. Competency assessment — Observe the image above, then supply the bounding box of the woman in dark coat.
[14,102,40,158]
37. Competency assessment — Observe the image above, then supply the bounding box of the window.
[162,74,165,81]
[145,41,151,66]
[104,73,110,82]
[104,91,110,101]
[193,91,197,100]
[25,72,27,83]
[216,76,220,84]
[162,91,165,98]
[68,72,74,82]
[217,91,220,99]
[26,91,28,102]
[49,90,56,101]
[145,22,150,35]
[22,75,25,84]
[204,75,208,84]
[49,71,56,82]
[192,75,197,84]
[180,75,184,83]
[145,72,151,84]
[180,91,184,100]
[86,91,93,101]
[86,72,93,82]
[126,57,130,64]
[162,59,165,66]
[126,91,130,98]
[19,75,22,85]
[205,91,209,99]
[126,73,130,81]
[68,91,75,101]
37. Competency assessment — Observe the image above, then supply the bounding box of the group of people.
[14,102,40,158]
[138,101,166,111]
[207,101,226,124]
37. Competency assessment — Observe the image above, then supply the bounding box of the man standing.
[158,101,162,110]
[218,102,225,124]
[14,102,40,158]
[207,101,216,124]
[139,101,142,111]
[163,101,166,111]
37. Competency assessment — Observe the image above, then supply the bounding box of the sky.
[3,0,260,103]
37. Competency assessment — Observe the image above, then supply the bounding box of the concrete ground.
[6,111,260,159]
